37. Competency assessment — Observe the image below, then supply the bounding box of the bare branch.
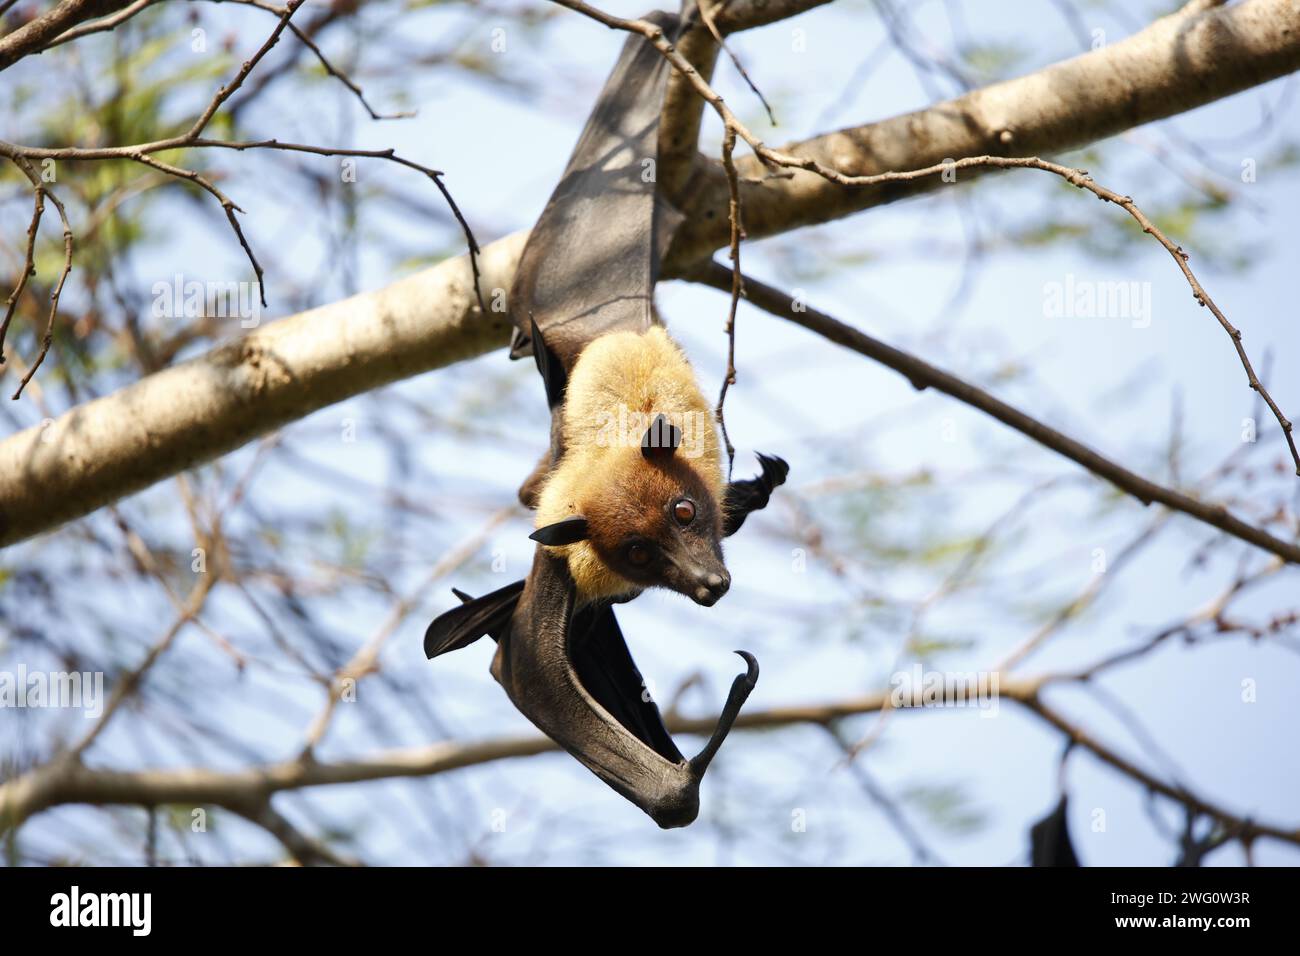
[3,0,1297,541]
[714,125,744,477]
[0,0,139,70]
[6,673,1298,851]
[0,232,526,548]
[696,0,776,126]
[694,264,1300,565]
[40,0,159,49]
[0,0,489,395]
[3,156,74,400]
[666,0,1300,268]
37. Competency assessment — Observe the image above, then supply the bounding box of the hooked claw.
[688,650,760,776]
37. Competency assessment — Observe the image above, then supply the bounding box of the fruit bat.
[1029,795,1081,867]
[422,7,787,828]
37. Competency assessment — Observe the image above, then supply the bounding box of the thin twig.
[0,178,45,361]
[4,156,74,400]
[1,0,489,396]
[299,507,514,756]
[695,0,776,125]
[715,125,743,478]
[41,0,158,48]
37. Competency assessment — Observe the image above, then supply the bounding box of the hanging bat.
[422,7,787,827]
[507,4,786,610]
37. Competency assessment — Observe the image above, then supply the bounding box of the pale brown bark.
[665,0,1300,269]
[0,233,526,546]
[0,0,138,70]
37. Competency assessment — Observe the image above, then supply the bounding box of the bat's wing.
[488,549,758,828]
[1029,795,1081,867]
[423,580,525,659]
[427,577,679,781]
[510,10,684,508]
[723,453,790,537]
[569,601,684,765]
[508,10,685,379]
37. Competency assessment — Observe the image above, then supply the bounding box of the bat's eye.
[627,542,652,566]
[673,499,696,526]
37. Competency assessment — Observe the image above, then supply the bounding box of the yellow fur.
[535,326,724,601]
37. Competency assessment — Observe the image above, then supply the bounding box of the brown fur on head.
[531,416,731,607]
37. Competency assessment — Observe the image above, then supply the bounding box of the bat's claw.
[733,649,759,687]
[688,649,760,777]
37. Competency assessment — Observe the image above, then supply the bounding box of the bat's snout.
[690,570,730,607]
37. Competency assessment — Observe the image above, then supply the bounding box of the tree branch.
[665,0,1300,269]
[0,0,137,70]
[5,672,1297,851]
[0,231,526,548]
[695,263,1300,565]
[562,1,1299,469]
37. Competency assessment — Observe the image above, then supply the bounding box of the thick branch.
[0,0,136,71]
[665,0,1300,270]
[4,0,1300,545]
[0,232,526,547]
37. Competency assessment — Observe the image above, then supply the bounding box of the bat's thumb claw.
[733,649,760,686]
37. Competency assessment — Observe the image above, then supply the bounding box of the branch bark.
[3,0,1299,546]
[0,232,526,547]
[5,673,1297,850]
[664,0,1300,269]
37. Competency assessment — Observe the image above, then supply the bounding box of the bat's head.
[531,415,731,607]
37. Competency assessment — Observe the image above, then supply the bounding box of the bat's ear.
[530,516,590,546]
[641,413,681,462]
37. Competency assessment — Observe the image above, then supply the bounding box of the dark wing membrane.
[569,603,684,764]
[507,11,685,375]
[528,316,568,410]
[1029,796,1081,867]
[423,580,525,659]
[492,549,759,828]
[723,453,790,537]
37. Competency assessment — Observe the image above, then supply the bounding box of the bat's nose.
[692,571,731,606]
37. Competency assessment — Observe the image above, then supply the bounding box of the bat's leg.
[519,404,566,509]
[517,449,551,508]
[688,651,759,776]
